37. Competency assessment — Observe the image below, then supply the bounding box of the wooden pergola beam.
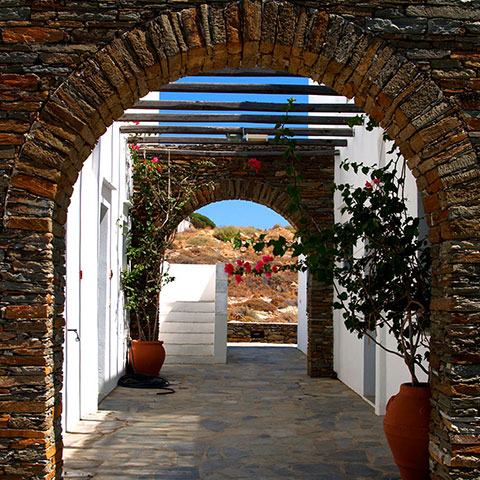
[137,148,338,157]
[119,125,354,137]
[131,100,362,113]
[119,113,353,125]
[128,136,348,147]
[193,68,302,77]
[158,83,339,96]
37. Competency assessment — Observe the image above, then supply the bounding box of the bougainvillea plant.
[122,144,213,341]
[227,100,431,385]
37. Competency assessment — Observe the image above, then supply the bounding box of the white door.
[63,173,82,432]
[97,201,110,399]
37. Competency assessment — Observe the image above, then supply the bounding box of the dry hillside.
[166,225,298,324]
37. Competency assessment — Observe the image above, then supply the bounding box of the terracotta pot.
[129,340,166,376]
[383,383,432,480]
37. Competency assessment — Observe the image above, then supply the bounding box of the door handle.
[67,328,80,342]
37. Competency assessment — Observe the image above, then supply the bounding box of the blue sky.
[196,200,289,229]
[159,74,307,229]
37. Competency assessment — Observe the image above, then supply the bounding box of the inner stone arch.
[174,178,304,231]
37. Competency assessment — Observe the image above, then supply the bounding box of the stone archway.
[1,2,479,479]
[168,166,336,378]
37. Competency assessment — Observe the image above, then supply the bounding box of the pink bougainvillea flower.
[236,259,244,266]
[134,144,140,150]
[152,157,159,163]
[272,265,278,273]
[235,274,243,284]
[225,263,234,276]
[244,262,252,273]
[365,181,373,189]
[373,178,380,185]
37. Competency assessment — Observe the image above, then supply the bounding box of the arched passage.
[168,174,335,379]
[1,2,479,479]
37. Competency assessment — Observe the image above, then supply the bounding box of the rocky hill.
[166,225,298,324]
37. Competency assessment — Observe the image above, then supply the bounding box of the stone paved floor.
[63,346,400,480]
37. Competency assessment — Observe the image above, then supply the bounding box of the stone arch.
[170,176,335,379]
[1,1,478,479]
[175,178,303,230]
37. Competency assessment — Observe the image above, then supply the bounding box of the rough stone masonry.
[0,1,479,479]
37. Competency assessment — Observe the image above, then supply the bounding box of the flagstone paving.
[63,346,400,479]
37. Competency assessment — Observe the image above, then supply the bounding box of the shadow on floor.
[63,346,400,480]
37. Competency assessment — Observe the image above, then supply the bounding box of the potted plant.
[122,144,212,375]
[322,157,431,480]
[227,105,431,479]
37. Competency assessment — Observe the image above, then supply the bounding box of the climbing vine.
[122,145,213,341]
[226,100,431,385]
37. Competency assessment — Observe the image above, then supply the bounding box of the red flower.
[244,262,252,273]
[248,158,261,173]
[365,181,373,189]
[148,166,152,170]
[236,259,244,266]
[157,167,162,171]
[256,260,264,270]
[134,121,140,125]
[262,255,273,263]
[152,157,159,163]
[134,145,140,150]
[272,265,278,273]
[373,178,380,185]
[225,263,234,276]
[265,272,272,278]
[235,274,243,284]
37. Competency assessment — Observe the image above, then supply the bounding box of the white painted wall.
[177,218,192,233]
[62,123,130,431]
[309,84,428,414]
[297,257,308,355]
[159,263,227,363]
[161,264,216,302]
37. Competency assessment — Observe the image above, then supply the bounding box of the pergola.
[118,68,362,160]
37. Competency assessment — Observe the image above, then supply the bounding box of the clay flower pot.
[129,340,166,376]
[383,383,432,480]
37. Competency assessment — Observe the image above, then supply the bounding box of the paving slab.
[63,346,400,479]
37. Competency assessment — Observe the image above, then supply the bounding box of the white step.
[160,322,214,334]
[160,332,213,344]
[164,344,213,356]
[160,301,215,313]
[164,355,223,364]
[160,311,214,323]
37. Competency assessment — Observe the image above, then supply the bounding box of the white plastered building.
[62,85,428,431]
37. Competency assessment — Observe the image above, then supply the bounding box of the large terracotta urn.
[128,340,166,376]
[383,383,432,480]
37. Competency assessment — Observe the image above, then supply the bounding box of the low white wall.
[214,264,228,363]
[161,264,216,302]
[160,263,227,363]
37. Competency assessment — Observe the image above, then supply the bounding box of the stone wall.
[0,1,479,479]
[228,321,297,344]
